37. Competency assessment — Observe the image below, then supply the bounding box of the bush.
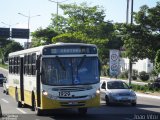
[101,65,109,76]
[132,75,137,80]
[132,69,138,76]
[139,71,149,81]
[131,84,160,93]
[118,70,128,79]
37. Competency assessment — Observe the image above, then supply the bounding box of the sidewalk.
[136,93,160,100]
[0,67,8,72]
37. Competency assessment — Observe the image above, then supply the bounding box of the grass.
[131,84,160,93]
[0,64,8,69]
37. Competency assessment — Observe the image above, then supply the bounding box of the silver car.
[100,80,137,106]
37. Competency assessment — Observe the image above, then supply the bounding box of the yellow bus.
[8,43,100,115]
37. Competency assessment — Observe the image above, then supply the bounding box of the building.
[120,58,153,73]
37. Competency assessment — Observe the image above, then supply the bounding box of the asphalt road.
[0,68,160,120]
[0,87,160,120]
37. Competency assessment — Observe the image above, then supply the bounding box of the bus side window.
[28,54,32,75]
[9,58,11,73]
[24,55,28,75]
[18,57,20,74]
[32,53,36,75]
[13,57,15,74]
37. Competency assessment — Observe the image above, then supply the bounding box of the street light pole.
[128,0,134,86]
[48,0,69,31]
[126,0,134,86]
[18,12,40,49]
[126,0,129,24]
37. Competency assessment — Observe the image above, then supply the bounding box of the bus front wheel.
[33,99,42,116]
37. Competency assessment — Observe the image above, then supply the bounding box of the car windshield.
[107,81,129,89]
[42,57,99,86]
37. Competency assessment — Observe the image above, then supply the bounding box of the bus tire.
[105,96,110,106]
[15,89,22,108]
[6,90,9,95]
[78,108,87,115]
[31,93,35,111]
[34,100,42,116]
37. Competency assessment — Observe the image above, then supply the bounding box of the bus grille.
[60,101,85,107]
[59,95,88,99]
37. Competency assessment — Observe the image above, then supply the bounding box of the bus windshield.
[42,57,99,85]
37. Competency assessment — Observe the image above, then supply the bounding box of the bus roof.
[9,43,97,57]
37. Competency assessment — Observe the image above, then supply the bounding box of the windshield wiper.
[55,56,66,71]
[77,55,86,69]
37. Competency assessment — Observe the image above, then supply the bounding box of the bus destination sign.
[43,46,97,55]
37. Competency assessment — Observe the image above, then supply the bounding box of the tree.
[50,14,69,33]
[4,41,23,61]
[119,2,160,62]
[155,49,160,74]
[121,24,154,62]
[50,2,115,63]
[0,38,12,64]
[57,2,114,39]
[31,27,58,47]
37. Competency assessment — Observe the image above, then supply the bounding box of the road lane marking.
[16,108,27,114]
[1,98,9,103]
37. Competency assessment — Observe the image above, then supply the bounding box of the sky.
[0,0,159,45]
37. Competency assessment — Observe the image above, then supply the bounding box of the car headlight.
[130,92,136,96]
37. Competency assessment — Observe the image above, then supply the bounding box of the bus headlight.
[96,90,100,95]
[42,90,48,96]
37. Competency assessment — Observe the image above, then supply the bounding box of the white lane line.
[16,108,27,114]
[1,98,9,103]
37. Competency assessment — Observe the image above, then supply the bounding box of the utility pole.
[18,12,40,49]
[128,0,134,86]
[48,0,69,31]
[126,0,129,24]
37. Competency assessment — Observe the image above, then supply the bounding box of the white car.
[100,80,137,106]
[3,77,9,95]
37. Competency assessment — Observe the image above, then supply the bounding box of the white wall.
[120,58,153,73]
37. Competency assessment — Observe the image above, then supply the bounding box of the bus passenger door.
[20,57,24,101]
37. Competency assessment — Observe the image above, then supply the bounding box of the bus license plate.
[59,91,70,97]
